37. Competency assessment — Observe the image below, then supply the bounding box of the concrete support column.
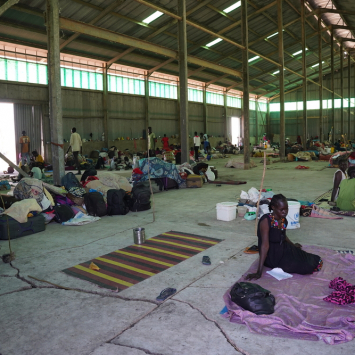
[331,31,335,143]
[278,0,285,160]
[347,53,351,140]
[256,100,259,145]
[241,0,250,169]
[177,0,189,163]
[223,89,227,140]
[318,17,323,142]
[301,0,307,148]
[102,63,109,146]
[267,100,271,140]
[203,84,207,134]
[46,0,64,185]
[340,42,344,137]
[144,72,150,140]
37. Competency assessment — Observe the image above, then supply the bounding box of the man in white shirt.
[193,131,200,161]
[66,127,82,175]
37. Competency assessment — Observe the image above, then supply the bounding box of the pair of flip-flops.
[244,245,259,254]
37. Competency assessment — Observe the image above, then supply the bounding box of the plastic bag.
[205,167,216,181]
[240,190,249,199]
[248,187,260,203]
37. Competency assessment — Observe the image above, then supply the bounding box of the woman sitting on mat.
[329,157,348,205]
[336,166,355,211]
[246,194,322,281]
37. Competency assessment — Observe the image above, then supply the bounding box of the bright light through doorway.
[231,116,241,145]
[0,103,16,172]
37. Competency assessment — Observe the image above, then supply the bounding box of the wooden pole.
[255,151,267,236]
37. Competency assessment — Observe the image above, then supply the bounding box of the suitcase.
[0,214,46,240]
[162,177,179,190]
[186,174,203,188]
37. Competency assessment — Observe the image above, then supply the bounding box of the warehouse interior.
[1,0,355,354]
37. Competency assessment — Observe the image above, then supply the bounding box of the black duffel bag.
[230,282,275,315]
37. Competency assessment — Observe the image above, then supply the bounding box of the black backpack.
[107,189,129,216]
[81,167,97,182]
[53,204,75,223]
[230,282,275,315]
[129,183,151,212]
[61,172,81,190]
[84,192,107,217]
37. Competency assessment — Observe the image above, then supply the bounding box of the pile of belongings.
[239,188,274,218]
[290,151,315,161]
[225,159,257,169]
[137,157,185,189]
[0,168,151,238]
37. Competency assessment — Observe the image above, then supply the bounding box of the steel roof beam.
[106,0,214,67]
[0,0,19,17]
[60,0,123,50]
[59,17,242,77]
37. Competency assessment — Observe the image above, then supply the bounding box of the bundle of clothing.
[324,277,355,305]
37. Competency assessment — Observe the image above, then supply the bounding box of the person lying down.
[246,194,322,281]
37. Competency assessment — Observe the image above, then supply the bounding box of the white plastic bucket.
[216,202,238,221]
[286,201,301,229]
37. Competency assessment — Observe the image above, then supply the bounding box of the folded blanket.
[5,199,42,223]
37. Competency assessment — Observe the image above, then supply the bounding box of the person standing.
[148,127,156,157]
[19,130,30,165]
[161,134,169,150]
[203,133,209,154]
[193,131,200,161]
[66,127,82,175]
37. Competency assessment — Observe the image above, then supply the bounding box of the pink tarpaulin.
[223,246,355,344]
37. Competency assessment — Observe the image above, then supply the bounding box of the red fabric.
[162,137,169,149]
[82,176,99,187]
[133,168,143,175]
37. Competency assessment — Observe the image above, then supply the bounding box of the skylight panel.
[248,56,260,63]
[142,11,163,24]
[223,1,241,14]
[311,61,324,68]
[206,38,223,47]
[292,48,308,56]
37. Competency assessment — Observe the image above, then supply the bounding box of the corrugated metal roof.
[0,0,352,97]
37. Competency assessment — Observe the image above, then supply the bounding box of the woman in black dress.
[246,194,322,280]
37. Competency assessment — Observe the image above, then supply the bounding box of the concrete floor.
[1,156,354,355]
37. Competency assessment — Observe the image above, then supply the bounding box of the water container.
[286,201,301,229]
[216,202,238,221]
[237,205,248,217]
[133,227,146,244]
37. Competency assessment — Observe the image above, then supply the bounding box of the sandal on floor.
[156,287,176,301]
[244,245,259,254]
[202,256,211,265]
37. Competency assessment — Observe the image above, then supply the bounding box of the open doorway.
[0,103,16,172]
[231,116,241,146]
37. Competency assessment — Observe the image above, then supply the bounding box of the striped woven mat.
[62,231,223,291]
[312,188,332,204]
